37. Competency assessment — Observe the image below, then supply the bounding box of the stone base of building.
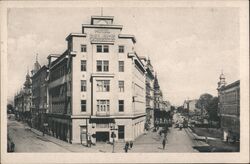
[71,114,146,144]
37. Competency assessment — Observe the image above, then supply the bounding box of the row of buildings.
[14,15,171,144]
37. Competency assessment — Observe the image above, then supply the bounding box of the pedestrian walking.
[124,142,129,153]
[129,141,133,149]
[159,130,162,136]
[162,138,166,150]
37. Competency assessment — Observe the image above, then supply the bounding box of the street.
[7,113,205,153]
[8,115,69,152]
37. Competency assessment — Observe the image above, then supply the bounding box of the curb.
[30,128,43,136]
[188,127,220,141]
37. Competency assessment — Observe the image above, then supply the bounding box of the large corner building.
[46,16,146,144]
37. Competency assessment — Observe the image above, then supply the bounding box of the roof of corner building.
[82,16,123,33]
[91,16,114,20]
[220,80,240,91]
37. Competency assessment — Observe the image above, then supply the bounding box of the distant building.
[153,74,164,126]
[14,71,32,123]
[46,16,146,144]
[217,73,240,141]
[183,99,199,115]
[140,57,155,130]
[163,100,171,112]
[31,62,48,131]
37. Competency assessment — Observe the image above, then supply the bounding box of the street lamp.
[110,122,118,153]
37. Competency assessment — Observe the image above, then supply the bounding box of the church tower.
[31,54,41,75]
[217,71,226,90]
[24,70,32,90]
[154,73,160,90]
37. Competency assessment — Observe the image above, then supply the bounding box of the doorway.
[96,132,109,142]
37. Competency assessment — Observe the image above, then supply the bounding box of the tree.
[177,106,184,113]
[206,97,220,124]
[196,93,213,116]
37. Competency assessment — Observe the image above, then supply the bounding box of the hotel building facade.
[46,16,146,144]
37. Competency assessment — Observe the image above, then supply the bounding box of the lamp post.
[110,122,117,153]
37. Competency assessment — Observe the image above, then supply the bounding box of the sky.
[7,7,240,106]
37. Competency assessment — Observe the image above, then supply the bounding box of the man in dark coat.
[162,138,166,150]
[124,142,129,153]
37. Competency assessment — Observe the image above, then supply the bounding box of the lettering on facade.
[96,123,109,128]
[90,30,115,42]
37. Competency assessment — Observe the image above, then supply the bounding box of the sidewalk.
[187,127,239,152]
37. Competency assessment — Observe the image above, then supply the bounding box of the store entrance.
[96,132,109,142]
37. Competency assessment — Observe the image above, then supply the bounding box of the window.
[119,61,124,72]
[103,45,109,53]
[97,60,102,72]
[118,125,125,139]
[81,60,87,71]
[97,45,102,53]
[96,45,109,53]
[96,60,109,72]
[119,100,124,112]
[103,61,109,72]
[118,81,124,92]
[81,100,86,112]
[81,44,87,52]
[118,45,124,53]
[97,80,110,92]
[81,80,86,92]
[97,100,110,112]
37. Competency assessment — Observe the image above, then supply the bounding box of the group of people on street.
[124,141,133,153]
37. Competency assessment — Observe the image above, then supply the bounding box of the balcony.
[96,110,110,117]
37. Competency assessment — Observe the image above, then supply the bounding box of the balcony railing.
[96,110,110,117]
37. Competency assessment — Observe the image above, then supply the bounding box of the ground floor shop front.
[71,114,146,144]
[45,114,145,144]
